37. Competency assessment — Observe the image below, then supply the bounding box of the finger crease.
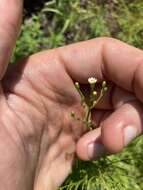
[131,59,142,95]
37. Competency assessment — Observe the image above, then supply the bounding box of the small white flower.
[88,77,97,84]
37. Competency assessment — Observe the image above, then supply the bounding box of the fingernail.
[88,143,105,160]
[124,126,138,146]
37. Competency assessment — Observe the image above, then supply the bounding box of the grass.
[12,0,143,189]
[12,0,143,62]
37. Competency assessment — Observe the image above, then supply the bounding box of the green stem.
[75,83,85,104]
[91,89,104,109]
[84,106,92,128]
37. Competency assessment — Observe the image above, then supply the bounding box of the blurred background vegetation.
[13,0,143,189]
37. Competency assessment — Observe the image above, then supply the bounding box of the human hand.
[2,37,143,190]
[1,2,143,190]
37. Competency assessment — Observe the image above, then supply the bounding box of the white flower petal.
[88,77,97,84]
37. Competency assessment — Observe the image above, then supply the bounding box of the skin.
[1,0,143,190]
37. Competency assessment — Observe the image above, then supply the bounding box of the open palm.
[0,1,83,189]
[1,48,86,190]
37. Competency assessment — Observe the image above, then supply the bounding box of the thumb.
[0,0,23,79]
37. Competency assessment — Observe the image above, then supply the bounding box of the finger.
[0,0,23,79]
[76,99,143,160]
[96,85,136,110]
[76,88,139,160]
[76,127,110,161]
[57,37,143,103]
[76,128,103,160]
[76,111,111,160]
[101,100,142,154]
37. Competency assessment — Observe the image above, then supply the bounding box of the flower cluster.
[71,77,108,130]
